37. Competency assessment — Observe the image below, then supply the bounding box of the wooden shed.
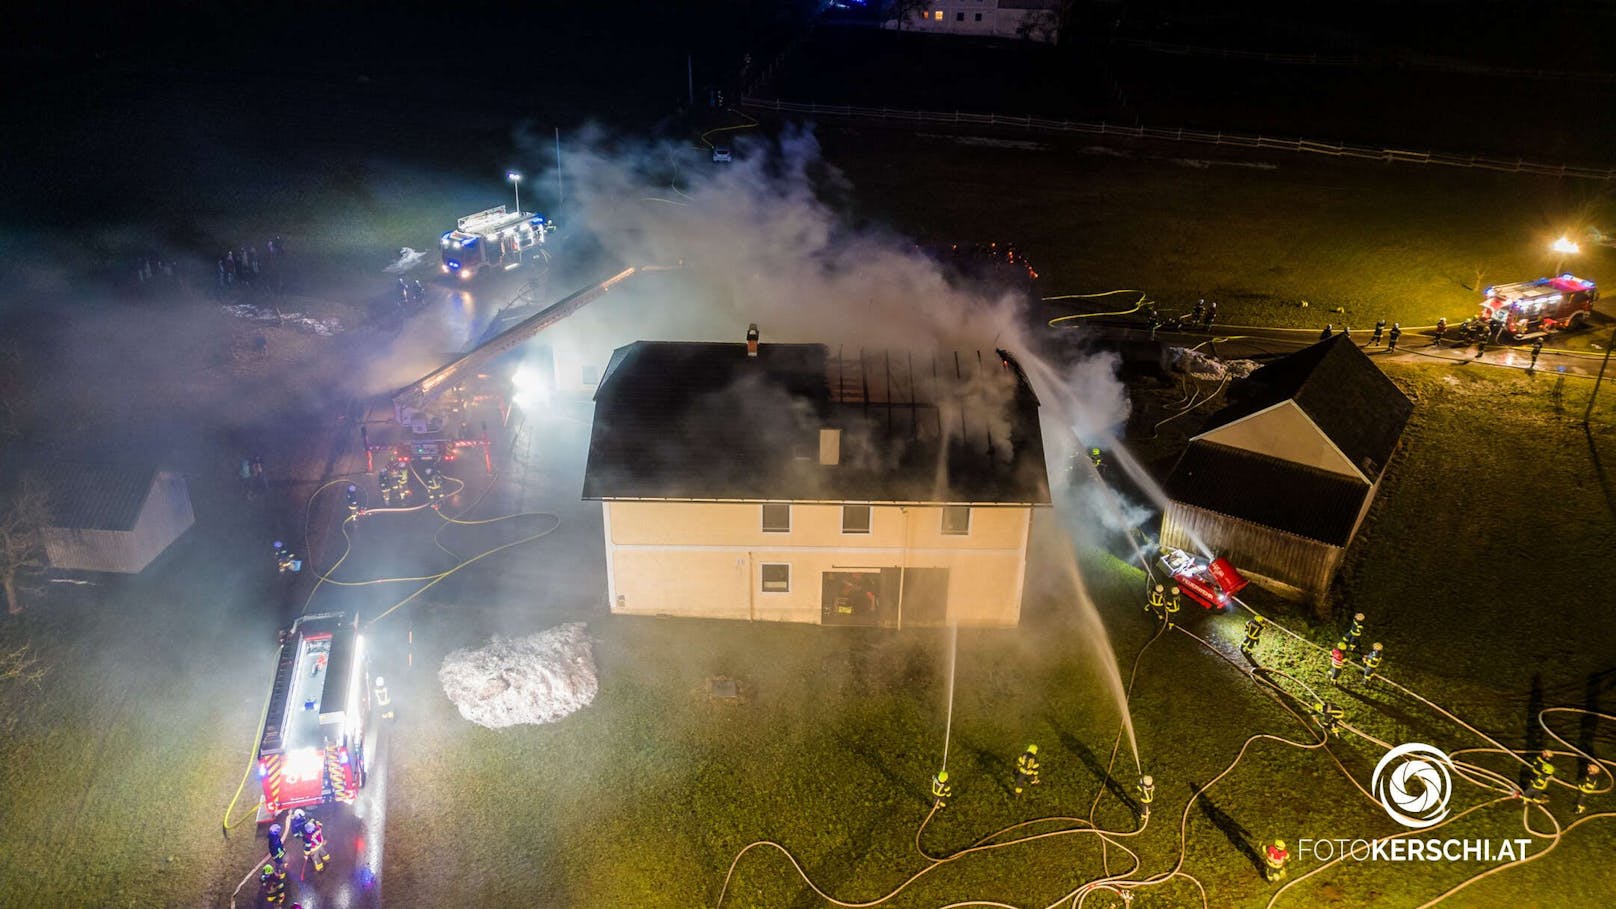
[1161,336,1412,600]
[27,463,195,574]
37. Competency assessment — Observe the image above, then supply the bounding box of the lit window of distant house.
[762,503,791,533]
[843,504,872,533]
[762,563,790,592]
[934,10,944,20]
[942,506,971,535]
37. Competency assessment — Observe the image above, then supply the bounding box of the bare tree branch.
[1,479,51,615]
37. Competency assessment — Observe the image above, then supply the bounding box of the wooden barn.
[26,463,195,574]
[1161,335,1412,600]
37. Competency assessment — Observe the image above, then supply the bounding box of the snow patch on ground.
[1172,158,1278,171]
[1170,347,1261,380]
[921,133,1046,151]
[439,623,598,729]
[384,247,427,274]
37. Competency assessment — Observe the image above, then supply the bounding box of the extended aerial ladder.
[362,265,651,473]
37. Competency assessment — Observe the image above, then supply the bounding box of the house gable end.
[1193,401,1364,480]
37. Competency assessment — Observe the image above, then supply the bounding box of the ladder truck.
[256,612,370,822]
[361,265,651,475]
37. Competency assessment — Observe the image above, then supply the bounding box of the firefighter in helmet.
[1527,750,1555,802]
[267,822,287,869]
[931,770,952,809]
[375,675,394,720]
[1263,839,1290,882]
[1164,586,1182,628]
[1577,763,1604,815]
[1146,583,1166,617]
[260,861,288,903]
[1137,774,1155,820]
[1361,643,1384,682]
[1015,744,1041,795]
[294,814,332,872]
[345,483,361,518]
[1241,615,1266,656]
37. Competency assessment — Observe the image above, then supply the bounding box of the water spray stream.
[941,621,958,772]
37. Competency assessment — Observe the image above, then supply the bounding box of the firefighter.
[1475,336,1488,359]
[1263,839,1290,882]
[1328,647,1346,684]
[378,469,394,505]
[259,861,288,903]
[1165,586,1182,628]
[1371,319,1386,346]
[375,675,394,720]
[1434,317,1447,346]
[1137,774,1155,820]
[1361,642,1384,682]
[1313,701,1344,738]
[1146,583,1166,617]
[1530,338,1544,370]
[1204,300,1217,329]
[1192,299,1205,324]
[1344,612,1365,653]
[412,279,425,304]
[1576,763,1603,815]
[273,541,299,575]
[1527,749,1555,802]
[931,770,953,809]
[297,818,332,872]
[1388,323,1402,350]
[267,822,287,869]
[1015,744,1041,794]
[1089,447,1104,472]
[1241,615,1265,656]
[345,483,361,518]
[423,467,443,504]
[1319,324,1333,341]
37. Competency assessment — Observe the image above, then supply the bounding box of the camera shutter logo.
[1373,743,1454,828]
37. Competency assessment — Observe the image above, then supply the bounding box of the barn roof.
[582,341,1051,504]
[1199,335,1412,480]
[22,462,160,532]
[1165,441,1368,546]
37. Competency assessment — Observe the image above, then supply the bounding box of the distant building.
[885,0,1063,43]
[1161,336,1412,600]
[25,463,194,573]
[582,334,1051,627]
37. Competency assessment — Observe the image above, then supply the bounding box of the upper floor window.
[762,503,791,533]
[942,506,971,535]
[842,505,872,534]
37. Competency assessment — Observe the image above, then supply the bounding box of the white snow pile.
[438,623,598,729]
[384,247,427,274]
[1170,347,1261,381]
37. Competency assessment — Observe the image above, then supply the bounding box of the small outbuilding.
[26,463,194,574]
[1161,335,1412,600]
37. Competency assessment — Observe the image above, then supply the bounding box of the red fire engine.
[257,612,370,821]
[1479,275,1598,339]
[1160,547,1248,610]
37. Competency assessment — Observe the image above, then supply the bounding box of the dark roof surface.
[1165,441,1369,546]
[583,341,1051,504]
[22,463,159,531]
[1200,335,1412,479]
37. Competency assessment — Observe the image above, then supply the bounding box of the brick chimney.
[746,323,759,358]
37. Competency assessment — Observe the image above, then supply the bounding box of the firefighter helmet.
[1274,839,1286,850]
[304,821,318,836]
[291,809,305,824]
[1371,642,1384,652]
[1026,744,1038,755]
[263,862,275,874]
[937,770,949,783]
[375,676,386,688]
[269,823,282,836]
[1154,584,1163,593]
[1141,774,1153,786]
[1354,612,1365,622]
[273,540,284,549]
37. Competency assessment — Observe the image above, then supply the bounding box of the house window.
[956,11,964,20]
[842,504,872,534]
[761,503,791,533]
[933,10,943,20]
[974,12,983,21]
[761,563,790,593]
[942,505,971,535]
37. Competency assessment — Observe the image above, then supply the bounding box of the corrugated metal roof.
[23,462,158,532]
[1199,335,1412,480]
[1165,441,1369,546]
[582,341,1051,504]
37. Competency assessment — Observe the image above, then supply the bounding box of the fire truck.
[1479,275,1598,340]
[440,205,551,280]
[362,265,652,474]
[257,612,370,821]
[1160,547,1248,611]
